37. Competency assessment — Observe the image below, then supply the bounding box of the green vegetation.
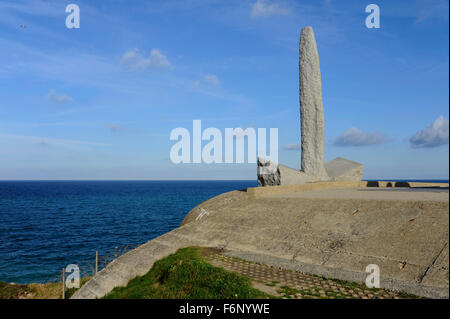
[104,247,270,299]
[266,281,279,287]
[1,247,421,300]
[0,281,68,299]
[276,284,350,299]
[0,276,90,299]
[277,285,302,298]
[0,282,31,299]
[326,277,419,299]
[275,279,420,299]
[1,246,422,300]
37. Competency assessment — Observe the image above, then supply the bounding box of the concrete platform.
[267,188,449,202]
[72,181,449,299]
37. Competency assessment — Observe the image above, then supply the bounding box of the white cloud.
[409,115,449,148]
[283,143,301,150]
[46,89,73,103]
[205,74,220,86]
[334,127,387,147]
[190,74,220,91]
[250,0,290,18]
[120,48,171,70]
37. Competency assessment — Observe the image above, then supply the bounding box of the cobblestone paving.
[204,252,419,299]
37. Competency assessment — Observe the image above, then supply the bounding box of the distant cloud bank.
[283,143,301,150]
[120,48,171,70]
[46,89,73,103]
[251,0,289,18]
[205,74,220,86]
[334,127,387,147]
[409,115,449,148]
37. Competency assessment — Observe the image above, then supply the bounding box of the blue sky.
[0,0,448,180]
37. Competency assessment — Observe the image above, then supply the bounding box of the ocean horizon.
[0,179,448,182]
[0,179,448,284]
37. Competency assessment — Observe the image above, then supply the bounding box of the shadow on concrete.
[395,182,411,187]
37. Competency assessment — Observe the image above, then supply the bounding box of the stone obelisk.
[299,26,328,179]
[257,26,362,186]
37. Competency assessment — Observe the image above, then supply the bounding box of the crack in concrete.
[418,241,448,284]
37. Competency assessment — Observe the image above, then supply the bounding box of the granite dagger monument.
[258,26,363,186]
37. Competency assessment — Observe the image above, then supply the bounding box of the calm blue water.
[0,180,257,284]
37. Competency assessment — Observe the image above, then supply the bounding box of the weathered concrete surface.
[267,188,449,202]
[325,157,363,182]
[72,182,449,299]
[250,180,365,197]
[299,26,328,179]
[248,180,449,197]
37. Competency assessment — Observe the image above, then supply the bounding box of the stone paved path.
[204,251,419,299]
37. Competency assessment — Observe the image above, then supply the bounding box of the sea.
[0,180,257,284]
[0,179,447,284]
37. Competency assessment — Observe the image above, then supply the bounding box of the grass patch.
[103,247,270,299]
[324,288,348,299]
[266,281,279,287]
[0,282,31,299]
[0,281,65,299]
[326,277,420,299]
[0,276,91,299]
[276,286,322,299]
[277,285,300,298]
[394,290,422,299]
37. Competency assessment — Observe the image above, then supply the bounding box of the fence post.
[62,267,65,299]
[95,251,98,275]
